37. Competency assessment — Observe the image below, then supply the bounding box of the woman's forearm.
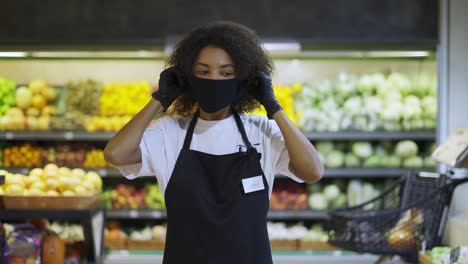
[272,110,324,183]
[104,99,164,165]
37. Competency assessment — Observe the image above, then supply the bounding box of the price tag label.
[5,132,13,140]
[98,169,107,177]
[64,132,74,140]
[129,210,139,218]
[151,211,162,218]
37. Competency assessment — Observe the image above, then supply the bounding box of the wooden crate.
[298,240,340,251]
[128,239,165,250]
[270,239,298,251]
[3,195,99,209]
[104,238,128,250]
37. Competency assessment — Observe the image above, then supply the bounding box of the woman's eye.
[198,70,209,75]
[222,72,234,77]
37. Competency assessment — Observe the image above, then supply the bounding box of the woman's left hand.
[249,72,283,118]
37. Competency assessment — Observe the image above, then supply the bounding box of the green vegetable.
[344,153,360,168]
[330,193,347,208]
[315,142,334,156]
[381,156,401,168]
[395,140,419,158]
[403,156,424,168]
[423,157,436,168]
[326,150,345,168]
[363,156,381,168]
[323,185,341,201]
[347,180,363,207]
[352,142,373,159]
[308,193,328,210]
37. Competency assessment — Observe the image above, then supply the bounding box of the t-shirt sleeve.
[117,136,155,179]
[117,118,174,190]
[267,119,304,183]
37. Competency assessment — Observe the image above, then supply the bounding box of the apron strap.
[182,109,254,151]
[183,111,199,150]
[232,111,254,151]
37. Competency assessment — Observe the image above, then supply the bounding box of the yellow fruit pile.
[84,149,112,168]
[100,81,151,116]
[0,164,103,196]
[85,115,131,132]
[250,83,302,125]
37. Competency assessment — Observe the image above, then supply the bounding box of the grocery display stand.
[0,208,105,264]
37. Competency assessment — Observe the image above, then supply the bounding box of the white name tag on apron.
[242,176,265,193]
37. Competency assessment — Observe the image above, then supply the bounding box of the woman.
[104,21,323,264]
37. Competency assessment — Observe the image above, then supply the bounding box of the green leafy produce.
[296,72,437,132]
[381,156,401,168]
[308,193,327,210]
[352,142,373,159]
[395,140,419,158]
[65,79,102,115]
[363,156,381,168]
[403,156,424,168]
[323,185,341,201]
[326,150,345,168]
[344,153,360,167]
[330,194,347,208]
[315,141,334,155]
[423,157,436,168]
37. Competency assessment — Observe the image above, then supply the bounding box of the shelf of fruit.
[0,130,436,142]
[0,131,115,141]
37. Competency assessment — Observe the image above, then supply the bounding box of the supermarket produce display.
[0,67,439,262]
[296,72,437,132]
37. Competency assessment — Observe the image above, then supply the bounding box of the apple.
[26,107,41,117]
[46,190,59,196]
[85,171,102,191]
[30,181,46,192]
[26,116,39,130]
[44,163,59,171]
[29,168,44,178]
[15,86,32,109]
[0,186,4,195]
[72,168,86,179]
[58,176,79,192]
[62,190,75,196]
[41,105,57,116]
[29,80,48,94]
[81,181,95,192]
[74,185,90,196]
[31,94,47,109]
[5,173,25,187]
[27,188,44,196]
[5,184,25,195]
[26,174,42,188]
[45,178,59,190]
[37,116,49,131]
[41,87,57,102]
[58,167,72,177]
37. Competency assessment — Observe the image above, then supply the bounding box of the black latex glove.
[152,67,185,111]
[250,72,283,119]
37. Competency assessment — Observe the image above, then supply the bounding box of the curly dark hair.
[165,21,274,116]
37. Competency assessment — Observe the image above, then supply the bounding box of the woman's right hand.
[152,67,185,111]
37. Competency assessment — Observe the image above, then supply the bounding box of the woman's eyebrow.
[195,62,234,68]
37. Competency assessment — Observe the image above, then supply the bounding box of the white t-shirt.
[118,114,303,198]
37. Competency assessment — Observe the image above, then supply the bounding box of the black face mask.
[189,77,247,113]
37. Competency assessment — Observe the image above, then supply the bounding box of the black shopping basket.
[325,170,468,262]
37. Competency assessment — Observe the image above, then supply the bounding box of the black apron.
[163,110,273,264]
